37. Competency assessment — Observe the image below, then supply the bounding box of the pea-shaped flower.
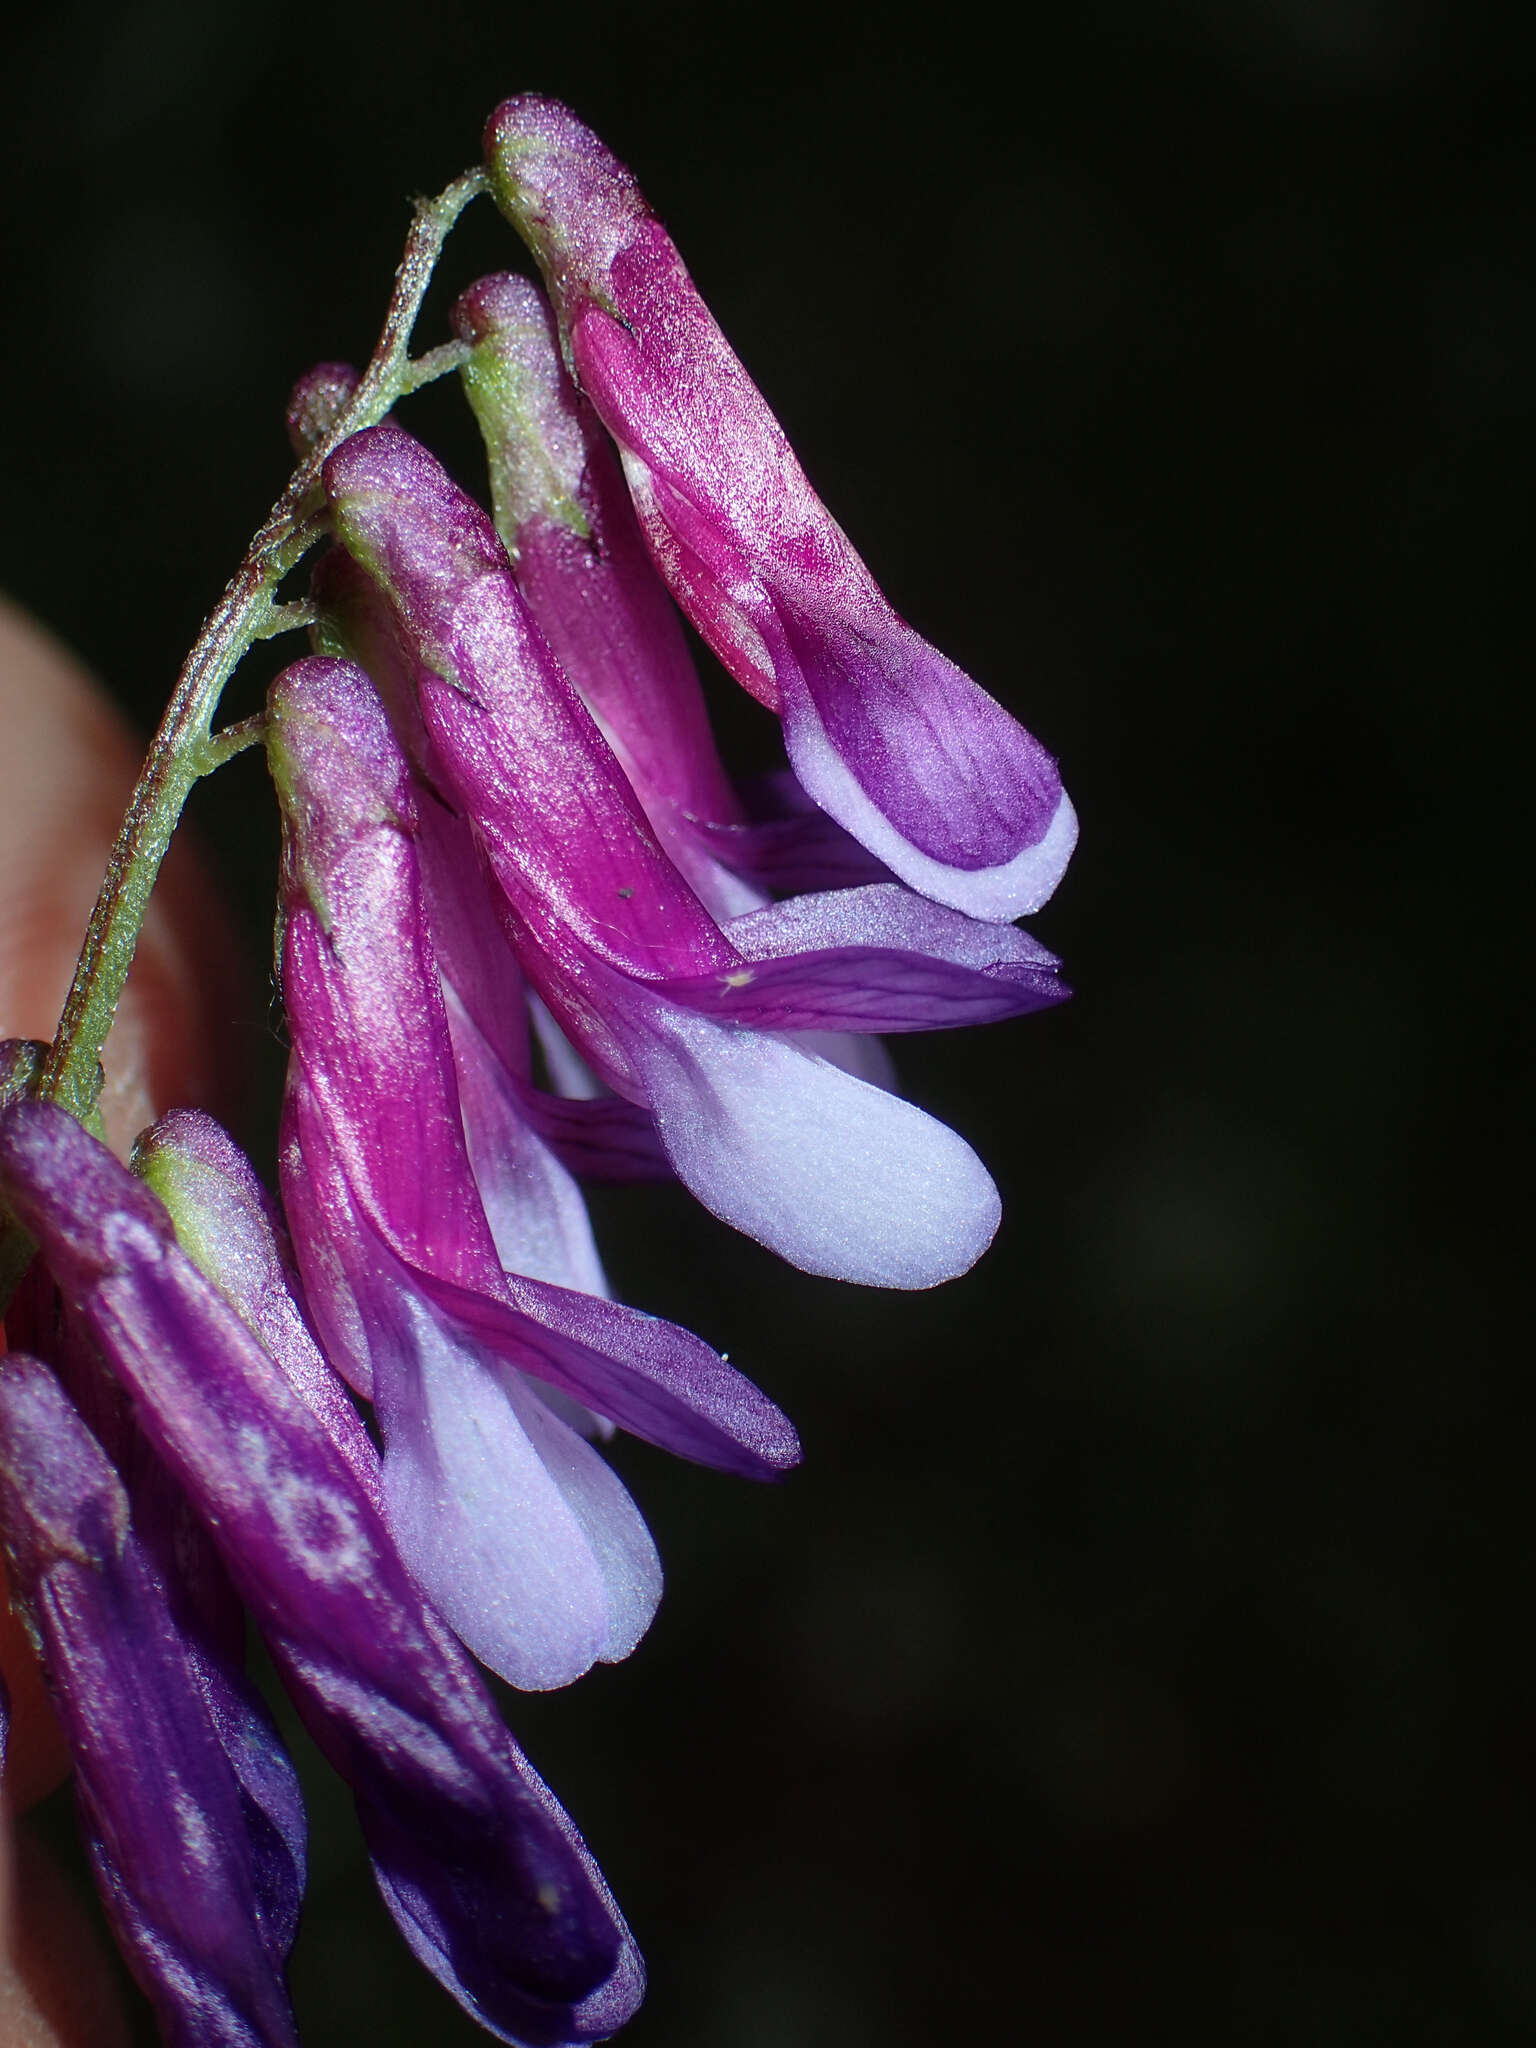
[483,94,1078,923]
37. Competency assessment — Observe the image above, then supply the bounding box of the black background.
[3,1,1530,2041]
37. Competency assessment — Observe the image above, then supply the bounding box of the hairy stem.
[35,168,485,1125]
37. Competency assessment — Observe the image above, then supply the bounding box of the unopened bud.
[285,361,360,457]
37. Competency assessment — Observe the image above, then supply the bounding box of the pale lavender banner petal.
[603,990,1002,1287]
[443,983,610,1297]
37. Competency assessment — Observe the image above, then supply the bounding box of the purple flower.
[448,271,897,1106]
[319,422,1066,1286]
[0,1348,303,2048]
[267,655,800,1688]
[482,94,1078,923]
[0,1097,645,2045]
[450,271,885,910]
[312,555,674,1185]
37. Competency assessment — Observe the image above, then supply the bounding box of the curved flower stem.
[34,168,486,1127]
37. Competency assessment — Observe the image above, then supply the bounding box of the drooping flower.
[319,420,1066,1286]
[482,94,1078,922]
[267,655,800,1688]
[448,271,899,1110]
[450,271,883,909]
[313,540,676,1186]
[0,1348,304,2048]
[0,1096,645,2045]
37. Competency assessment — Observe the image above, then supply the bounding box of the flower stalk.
[29,168,485,1134]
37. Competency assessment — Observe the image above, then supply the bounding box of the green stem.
[34,167,485,1126]
[254,597,320,640]
[398,336,472,395]
[197,713,271,771]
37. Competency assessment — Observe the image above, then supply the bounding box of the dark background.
[2,0,1529,2040]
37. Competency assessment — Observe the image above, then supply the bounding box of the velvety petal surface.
[652,882,1069,1032]
[484,94,1079,921]
[603,991,1001,1287]
[452,272,760,921]
[134,1108,380,1505]
[322,425,732,982]
[366,1256,658,1692]
[0,1101,644,2044]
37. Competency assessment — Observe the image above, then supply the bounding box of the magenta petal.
[484,95,1080,920]
[321,424,731,982]
[692,768,894,895]
[413,1260,801,1482]
[268,661,501,1289]
[287,1007,794,1486]
[273,1070,376,1402]
[515,1081,675,1184]
[0,1102,643,2041]
[416,791,537,1085]
[266,668,746,1687]
[453,273,745,834]
[772,608,1081,919]
[651,883,1068,1032]
[282,1068,660,1691]
[318,426,1029,1283]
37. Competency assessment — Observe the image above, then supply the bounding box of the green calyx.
[131,1141,224,1290]
[460,340,590,551]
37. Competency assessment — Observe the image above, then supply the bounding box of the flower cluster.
[0,96,1073,2047]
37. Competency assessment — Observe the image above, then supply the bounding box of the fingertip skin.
[0,1800,134,2048]
[0,1571,72,1813]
